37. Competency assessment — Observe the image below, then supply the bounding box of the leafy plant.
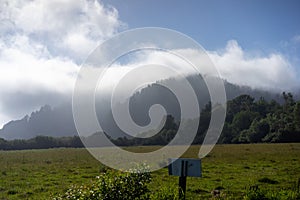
[54,164,151,200]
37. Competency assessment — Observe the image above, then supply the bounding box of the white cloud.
[1,0,123,60]
[104,42,299,93]
[0,43,78,94]
[209,40,299,91]
[0,0,123,127]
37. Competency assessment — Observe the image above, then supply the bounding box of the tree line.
[0,92,299,150]
[220,92,300,143]
[111,92,300,146]
[0,136,83,150]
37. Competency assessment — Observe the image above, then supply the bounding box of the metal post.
[179,160,188,199]
[168,158,201,199]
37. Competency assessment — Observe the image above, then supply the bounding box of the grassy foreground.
[0,143,299,199]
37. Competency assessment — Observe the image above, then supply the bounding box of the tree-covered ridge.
[112,92,300,146]
[0,92,299,150]
[0,74,291,140]
[220,92,300,144]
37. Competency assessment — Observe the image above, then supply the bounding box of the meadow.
[0,143,299,199]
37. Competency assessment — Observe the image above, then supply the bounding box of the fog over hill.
[0,74,294,140]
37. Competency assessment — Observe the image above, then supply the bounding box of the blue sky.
[0,0,300,127]
[102,0,300,54]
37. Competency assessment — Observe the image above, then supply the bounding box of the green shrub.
[54,164,151,200]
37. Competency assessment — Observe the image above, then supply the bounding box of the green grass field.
[0,143,299,199]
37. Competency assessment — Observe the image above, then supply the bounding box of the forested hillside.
[0,74,287,140]
[111,92,300,146]
[1,92,299,150]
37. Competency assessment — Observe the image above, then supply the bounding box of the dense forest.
[220,92,300,143]
[0,92,299,150]
[112,92,300,146]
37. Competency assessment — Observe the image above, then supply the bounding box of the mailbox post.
[168,158,202,199]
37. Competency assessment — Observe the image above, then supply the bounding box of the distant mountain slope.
[0,74,291,140]
[0,104,76,140]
